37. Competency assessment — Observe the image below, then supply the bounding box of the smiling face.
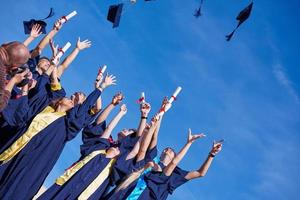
[160,147,176,166]
[37,58,50,73]
[58,97,74,110]
[71,92,87,105]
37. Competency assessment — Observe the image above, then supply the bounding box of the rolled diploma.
[100,65,107,74]
[53,42,71,65]
[141,92,145,103]
[61,11,77,23]
[168,87,182,104]
[155,87,182,119]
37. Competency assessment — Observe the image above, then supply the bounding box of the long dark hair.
[49,97,64,110]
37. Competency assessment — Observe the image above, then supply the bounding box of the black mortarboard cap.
[226,2,253,41]
[107,4,123,28]
[194,0,204,18]
[23,8,55,34]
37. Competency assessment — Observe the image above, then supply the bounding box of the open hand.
[187,128,206,144]
[76,37,91,50]
[100,73,117,90]
[30,24,42,38]
[49,39,58,58]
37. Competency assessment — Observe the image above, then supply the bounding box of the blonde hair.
[115,167,146,192]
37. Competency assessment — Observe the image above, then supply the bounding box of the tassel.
[226,30,235,41]
[42,8,55,20]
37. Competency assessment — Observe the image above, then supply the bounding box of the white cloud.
[273,63,300,103]
[253,138,300,200]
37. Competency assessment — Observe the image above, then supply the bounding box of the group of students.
[0,15,223,200]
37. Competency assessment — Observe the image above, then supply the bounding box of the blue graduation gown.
[27,50,40,73]
[0,95,30,151]
[104,146,158,200]
[0,89,101,200]
[0,81,66,155]
[139,166,189,200]
[38,138,113,200]
[39,119,113,200]
[80,121,107,157]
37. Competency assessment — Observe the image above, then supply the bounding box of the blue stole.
[126,156,161,200]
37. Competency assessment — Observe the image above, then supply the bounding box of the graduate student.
[104,99,170,200]
[38,103,127,200]
[0,69,116,200]
[112,129,222,200]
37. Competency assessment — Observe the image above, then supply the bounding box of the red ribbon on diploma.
[136,97,145,104]
[58,47,65,54]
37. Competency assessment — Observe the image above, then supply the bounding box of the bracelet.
[141,116,148,119]
[209,153,215,157]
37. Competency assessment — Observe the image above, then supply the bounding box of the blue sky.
[1,0,300,199]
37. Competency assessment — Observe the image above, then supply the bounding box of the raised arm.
[185,141,222,180]
[57,38,91,78]
[31,18,63,58]
[136,102,151,137]
[148,97,168,150]
[101,104,127,139]
[135,118,159,162]
[125,101,151,160]
[75,73,116,117]
[96,92,124,125]
[23,24,42,47]
[148,115,162,150]
[163,129,205,176]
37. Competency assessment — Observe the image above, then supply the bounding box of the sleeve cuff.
[50,83,62,91]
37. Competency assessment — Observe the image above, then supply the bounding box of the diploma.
[155,86,182,119]
[99,65,107,74]
[61,11,77,23]
[168,86,182,104]
[52,42,71,65]
[141,92,145,103]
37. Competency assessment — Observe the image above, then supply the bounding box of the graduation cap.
[107,4,123,28]
[194,0,204,18]
[226,2,253,41]
[23,8,55,34]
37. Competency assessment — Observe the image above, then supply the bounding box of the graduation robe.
[0,88,102,200]
[0,80,66,156]
[38,121,115,200]
[139,166,189,200]
[104,145,158,200]
[106,163,188,200]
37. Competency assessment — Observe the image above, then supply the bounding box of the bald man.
[0,41,30,112]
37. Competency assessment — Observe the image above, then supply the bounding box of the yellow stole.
[56,150,107,185]
[55,149,116,200]
[78,158,116,200]
[0,106,66,164]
